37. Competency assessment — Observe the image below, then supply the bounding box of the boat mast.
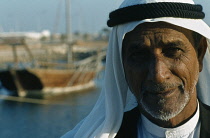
[65,0,73,63]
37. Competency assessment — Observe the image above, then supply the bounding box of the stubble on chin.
[139,86,190,121]
[139,79,199,121]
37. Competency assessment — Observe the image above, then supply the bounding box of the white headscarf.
[62,0,210,137]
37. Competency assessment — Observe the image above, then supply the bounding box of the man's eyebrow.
[127,41,147,49]
[126,43,147,53]
[160,40,184,47]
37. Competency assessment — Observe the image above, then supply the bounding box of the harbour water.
[0,72,104,138]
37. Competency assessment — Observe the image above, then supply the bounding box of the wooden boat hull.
[26,80,95,98]
[28,68,96,87]
[0,68,97,98]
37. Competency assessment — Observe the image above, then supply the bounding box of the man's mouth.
[146,88,177,97]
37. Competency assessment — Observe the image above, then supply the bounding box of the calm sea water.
[0,72,104,138]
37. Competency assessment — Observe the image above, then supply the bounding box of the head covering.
[62,0,210,137]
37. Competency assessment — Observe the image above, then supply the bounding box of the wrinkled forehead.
[116,21,180,55]
[120,22,196,62]
[123,22,193,40]
[116,19,210,58]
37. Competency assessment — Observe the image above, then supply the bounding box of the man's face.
[122,22,204,121]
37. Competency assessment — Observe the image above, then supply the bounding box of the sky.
[0,0,209,34]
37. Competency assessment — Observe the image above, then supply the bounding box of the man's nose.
[147,57,171,83]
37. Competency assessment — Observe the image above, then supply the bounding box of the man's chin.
[139,94,190,121]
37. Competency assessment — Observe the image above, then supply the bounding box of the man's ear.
[198,36,207,72]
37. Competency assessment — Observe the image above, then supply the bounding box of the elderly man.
[63,0,210,138]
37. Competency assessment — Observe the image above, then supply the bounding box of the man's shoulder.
[124,107,140,118]
[200,101,210,111]
[199,101,210,138]
[115,107,139,138]
[116,103,210,138]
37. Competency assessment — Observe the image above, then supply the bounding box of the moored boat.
[0,36,106,98]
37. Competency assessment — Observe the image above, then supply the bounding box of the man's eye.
[163,48,183,58]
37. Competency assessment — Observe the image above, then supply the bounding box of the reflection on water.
[0,72,104,138]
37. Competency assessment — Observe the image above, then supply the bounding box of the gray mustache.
[142,82,183,93]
